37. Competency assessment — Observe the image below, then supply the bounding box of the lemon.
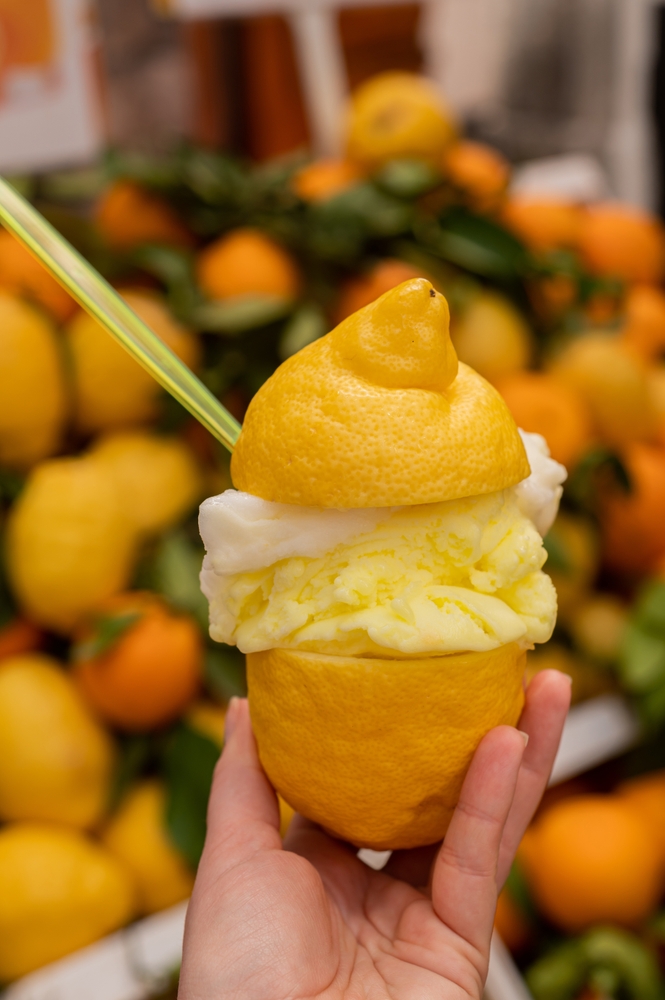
[345,72,456,170]
[545,512,599,622]
[186,700,226,746]
[0,291,67,468]
[102,781,194,915]
[6,456,137,632]
[248,643,525,850]
[0,823,135,981]
[91,431,203,536]
[231,279,529,507]
[67,289,200,433]
[451,291,534,384]
[0,655,114,828]
[548,333,657,448]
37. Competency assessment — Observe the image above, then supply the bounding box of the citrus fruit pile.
[2,67,665,993]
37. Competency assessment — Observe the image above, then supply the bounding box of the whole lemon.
[102,781,194,915]
[0,823,135,981]
[548,333,658,448]
[451,291,534,384]
[90,431,203,536]
[345,72,456,171]
[0,655,114,828]
[0,291,67,468]
[6,456,137,632]
[67,289,200,433]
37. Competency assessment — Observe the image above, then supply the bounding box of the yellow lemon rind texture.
[232,346,529,508]
[247,642,526,850]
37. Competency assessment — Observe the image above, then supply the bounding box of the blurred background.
[6,1,665,999]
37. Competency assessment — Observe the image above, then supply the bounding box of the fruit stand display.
[3,71,665,995]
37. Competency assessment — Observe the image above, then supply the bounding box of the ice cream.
[199,278,563,849]
[200,432,563,658]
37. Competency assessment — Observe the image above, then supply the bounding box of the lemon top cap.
[231,279,529,507]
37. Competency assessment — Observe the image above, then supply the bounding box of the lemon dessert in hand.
[200,279,564,849]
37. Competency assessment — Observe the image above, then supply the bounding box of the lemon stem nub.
[332,278,458,390]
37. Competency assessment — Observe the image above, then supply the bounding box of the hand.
[179,669,571,1000]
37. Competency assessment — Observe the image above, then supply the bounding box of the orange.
[600,443,665,574]
[548,332,657,448]
[335,258,434,322]
[345,72,456,171]
[502,197,582,252]
[248,642,526,850]
[577,203,665,284]
[231,279,529,507]
[528,274,578,323]
[95,180,191,251]
[74,592,202,731]
[0,620,41,661]
[621,284,665,361]
[617,771,665,863]
[494,888,530,953]
[495,371,593,468]
[292,159,363,202]
[197,228,301,302]
[0,229,76,323]
[443,140,510,213]
[519,795,664,932]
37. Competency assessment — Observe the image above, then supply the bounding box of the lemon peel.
[248,643,526,849]
[231,279,530,507]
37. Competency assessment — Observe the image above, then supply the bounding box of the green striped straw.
[0,176,241,453]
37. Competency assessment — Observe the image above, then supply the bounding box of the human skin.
[179,669,571,1000]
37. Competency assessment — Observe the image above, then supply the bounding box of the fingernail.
[518,730,529,747]
[225,697,240,740]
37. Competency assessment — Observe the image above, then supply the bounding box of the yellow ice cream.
[201,484,556,658]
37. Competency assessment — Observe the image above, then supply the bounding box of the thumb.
[202,697,281,872]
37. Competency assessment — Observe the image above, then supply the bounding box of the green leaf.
[374,159,441,198]
[278,304,328,360]
[146,531,209,632]
[417,208,528,278]
[618,623,665,693]
[526,939,587,1000]
[582,927,661,1000]
[108,735,153,813]
[527,928,662,1000]
[543,529,573,575]
[204,646,247,700]
[73,611,142,662]
[566,447,631,511]
[634,580,665,635]
[638,683,665,729]
[191,294,294,334]
[0,467,24,503]
[505,860,539,922]
[163,723,221,867]
[311,183,413,240]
